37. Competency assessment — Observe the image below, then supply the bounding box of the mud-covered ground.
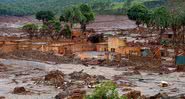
[0,16,39,28]
[0,58,185,99]
[87,15,137,31]
[0,15,136,37]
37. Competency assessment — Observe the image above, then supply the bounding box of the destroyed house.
[108,37,127,52]
[162,31,173,40]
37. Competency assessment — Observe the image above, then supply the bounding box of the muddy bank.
[0,16,39,28]
[0,15,136,30]
[87,15,137,31]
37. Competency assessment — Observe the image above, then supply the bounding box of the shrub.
[86,81,126,99]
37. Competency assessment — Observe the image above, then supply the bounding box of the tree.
[62,25,72,39]
[181,11,185,44]
[60,4,95,32]
[152,7,171,40]
[40,24,50,38]
[22,23,38,39]
[40,20,72,40]
[127,4,149,27]
[45,20,62,40]
[79,4,95,32]
[170,13,182,44]
[60,6,83,28]
[36,11,55,23]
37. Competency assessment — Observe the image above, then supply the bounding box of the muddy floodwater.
[0,59,185,99]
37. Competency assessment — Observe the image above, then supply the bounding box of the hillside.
[0,0,171,16]
[0,0,90,16]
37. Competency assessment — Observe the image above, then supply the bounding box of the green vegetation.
[22,4,94,40]
[127,3,185,44]
[36,11,55,22]
[0,0,173,16]
[22,23,38,39]
[152,7,171,37]
[86,81,126,99]
[60,4,95,32]
[0,0,90,16]
[89,0,125,15]
[127,4,150,27]
[79,4,95,32]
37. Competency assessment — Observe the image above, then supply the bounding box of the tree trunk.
[159,28,165,43]
[172,27,177,45]
[81,23,86,33]
[29,32,33,40]
[183,27,185,44]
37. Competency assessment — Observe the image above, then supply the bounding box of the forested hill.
[0,0,91,16]
[0,0,179,16]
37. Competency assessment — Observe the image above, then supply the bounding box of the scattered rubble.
[160,81,169,87]
[122,71,141,76]
[0,63,7,72]
[0,50,75,64]
[149,93,169,99]
[55,91,69,99]
[68,89,86,99]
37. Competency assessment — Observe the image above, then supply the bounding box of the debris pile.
[0,96,5,99]
[69,70,106,81]
[125,90,142,99]
[44,70,65,88]
[68,89,86,99]
[55,89,86,99]
[69,70,91,80]
[13,87,27,94]
[69,70,106,88]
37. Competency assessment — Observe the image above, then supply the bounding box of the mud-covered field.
[0,57,185,99]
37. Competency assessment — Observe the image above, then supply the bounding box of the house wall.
[96,43,108,52]
[71,43,96,53]
[0,40,96,55]
[0,44,18,53]
[72,30,83,38]
[162,34,173,40]
[108,37,127,52]
[116,46,141,56]
[76,52,107,60]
